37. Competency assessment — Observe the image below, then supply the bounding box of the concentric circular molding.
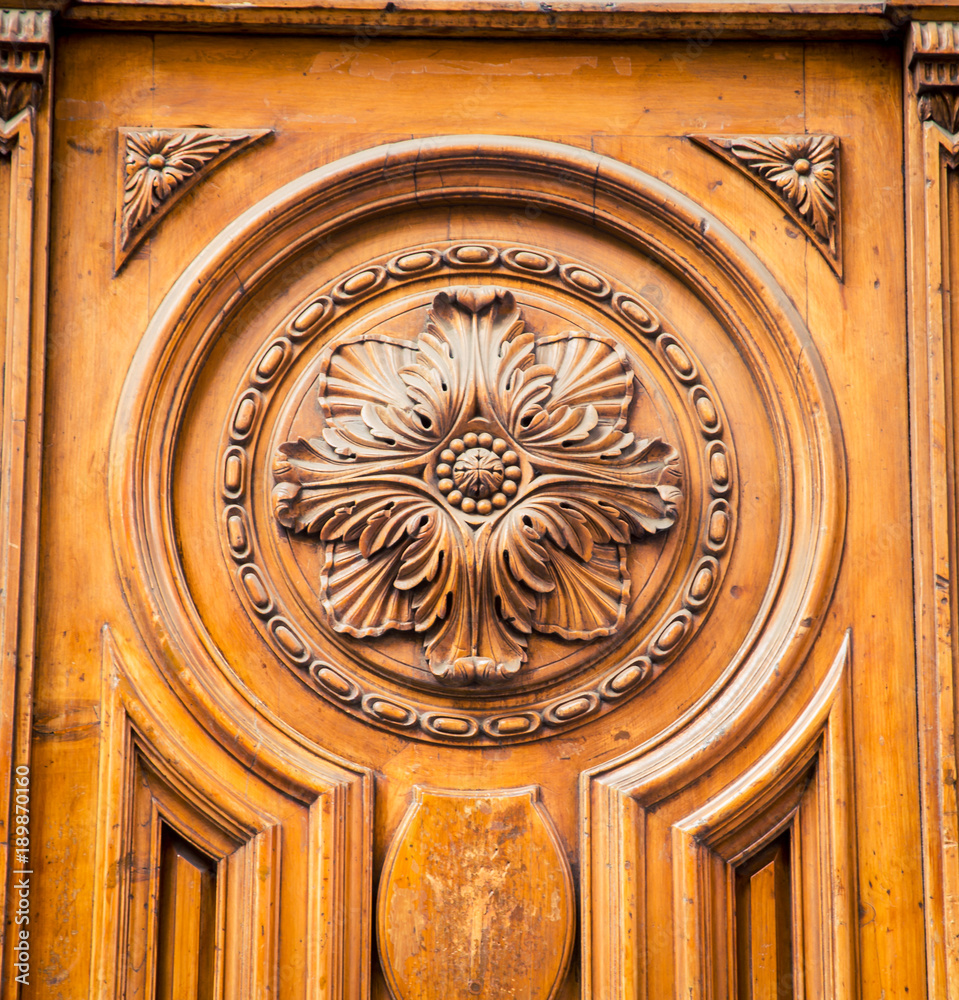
[217,246,731,739]
[110,135,845,751]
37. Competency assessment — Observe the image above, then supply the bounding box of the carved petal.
[537,332,634,423]
[729,135,836,241]
[494,329,636,461]
[486,485,678,640]
[319,330,461,461]
[273,474,467,649]
[535,542,627,639]
[428,285,524,366]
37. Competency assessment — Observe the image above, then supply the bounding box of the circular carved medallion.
[216,243,734,740]
[113,135,842,752]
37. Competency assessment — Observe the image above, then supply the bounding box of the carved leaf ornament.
[273,287,682,686]
[692,133,841,275]
[726,135,836,242]
[115,127,271,270]
[123,131,237,234]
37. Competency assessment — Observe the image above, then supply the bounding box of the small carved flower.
[123,130,235,237]
[273,286,682,687]
[729,135,836,243]
[436,435,520,514]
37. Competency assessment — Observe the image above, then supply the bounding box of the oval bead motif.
[429,716,474,736]
[512,250,550,270]
[226,512,248,557]
[685,558,720,610]
[664,341,695,378]
[568,268,602,291]
[690,564,715,601]
[232,395,257,438]
[452,244,494,263]
[709,443,730,488]
[708,503,730,549]
[488,715,534,735]
[654,615,688,654]
[255,342,286,381]
[222,448,245,497]
[270,618,309,663]
[608,660,648,694]
[342,269,378,295]
[693,388,721,433]
[369,699,415,725]
[239,565,272,613]
[616,295,660,335]
[312,664,356,700]
[291,297,331,335]
[394,251,435,272]
[544,693,599,725]
[553,697,591,720]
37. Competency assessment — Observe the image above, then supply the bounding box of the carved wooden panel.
[690,134,842,277]
[906,23,959,1000]
[92,627,370,999]
[377,786,574,1000]
[114,127,272,271]
[13,24,931,1000]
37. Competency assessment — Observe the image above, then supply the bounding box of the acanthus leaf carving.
[115,127,272,271]
[273,287,682,687]
[691,133,842,278]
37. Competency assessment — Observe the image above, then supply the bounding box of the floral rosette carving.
[272,287,682,687]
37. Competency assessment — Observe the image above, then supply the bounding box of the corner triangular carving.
[115,127,272,273]
[691,134,842,279]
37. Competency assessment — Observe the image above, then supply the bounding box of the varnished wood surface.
[0,19,942,1000]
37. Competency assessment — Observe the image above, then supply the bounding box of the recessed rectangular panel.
[156,825,218,1000]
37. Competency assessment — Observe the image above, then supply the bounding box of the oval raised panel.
[378,786,574,1000]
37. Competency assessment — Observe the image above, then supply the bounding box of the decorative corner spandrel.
[690,133,842,277]
[115,126,272,271]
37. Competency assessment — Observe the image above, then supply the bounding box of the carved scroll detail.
[273,287,682,687]
[115,127,271,271]
[691,134,842,277]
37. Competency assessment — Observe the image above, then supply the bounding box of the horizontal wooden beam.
[1,0,920,37]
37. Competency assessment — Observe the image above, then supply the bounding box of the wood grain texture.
[18,25,936,1000]
[905,23,959,1000]
[0,10,49,999]
[49,1,903,38]
[377,786,574,1000]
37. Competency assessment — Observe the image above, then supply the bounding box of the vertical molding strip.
[0,11,50,998]
[906,22,959,1000]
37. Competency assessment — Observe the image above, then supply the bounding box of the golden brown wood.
[3,19,942,1000]
[0,10,49,998]
[905,22,959,1000]
[735,838,794,1000]
[155,830,217,1000]
[114,126,272,271]
[377,786,574,1000]
[689,134,842,276]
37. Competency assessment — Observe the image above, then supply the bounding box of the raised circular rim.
[110,134,845,758]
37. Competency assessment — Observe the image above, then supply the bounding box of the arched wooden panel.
[92,626,371,1000]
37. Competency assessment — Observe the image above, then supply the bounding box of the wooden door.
[2,9,954,999]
